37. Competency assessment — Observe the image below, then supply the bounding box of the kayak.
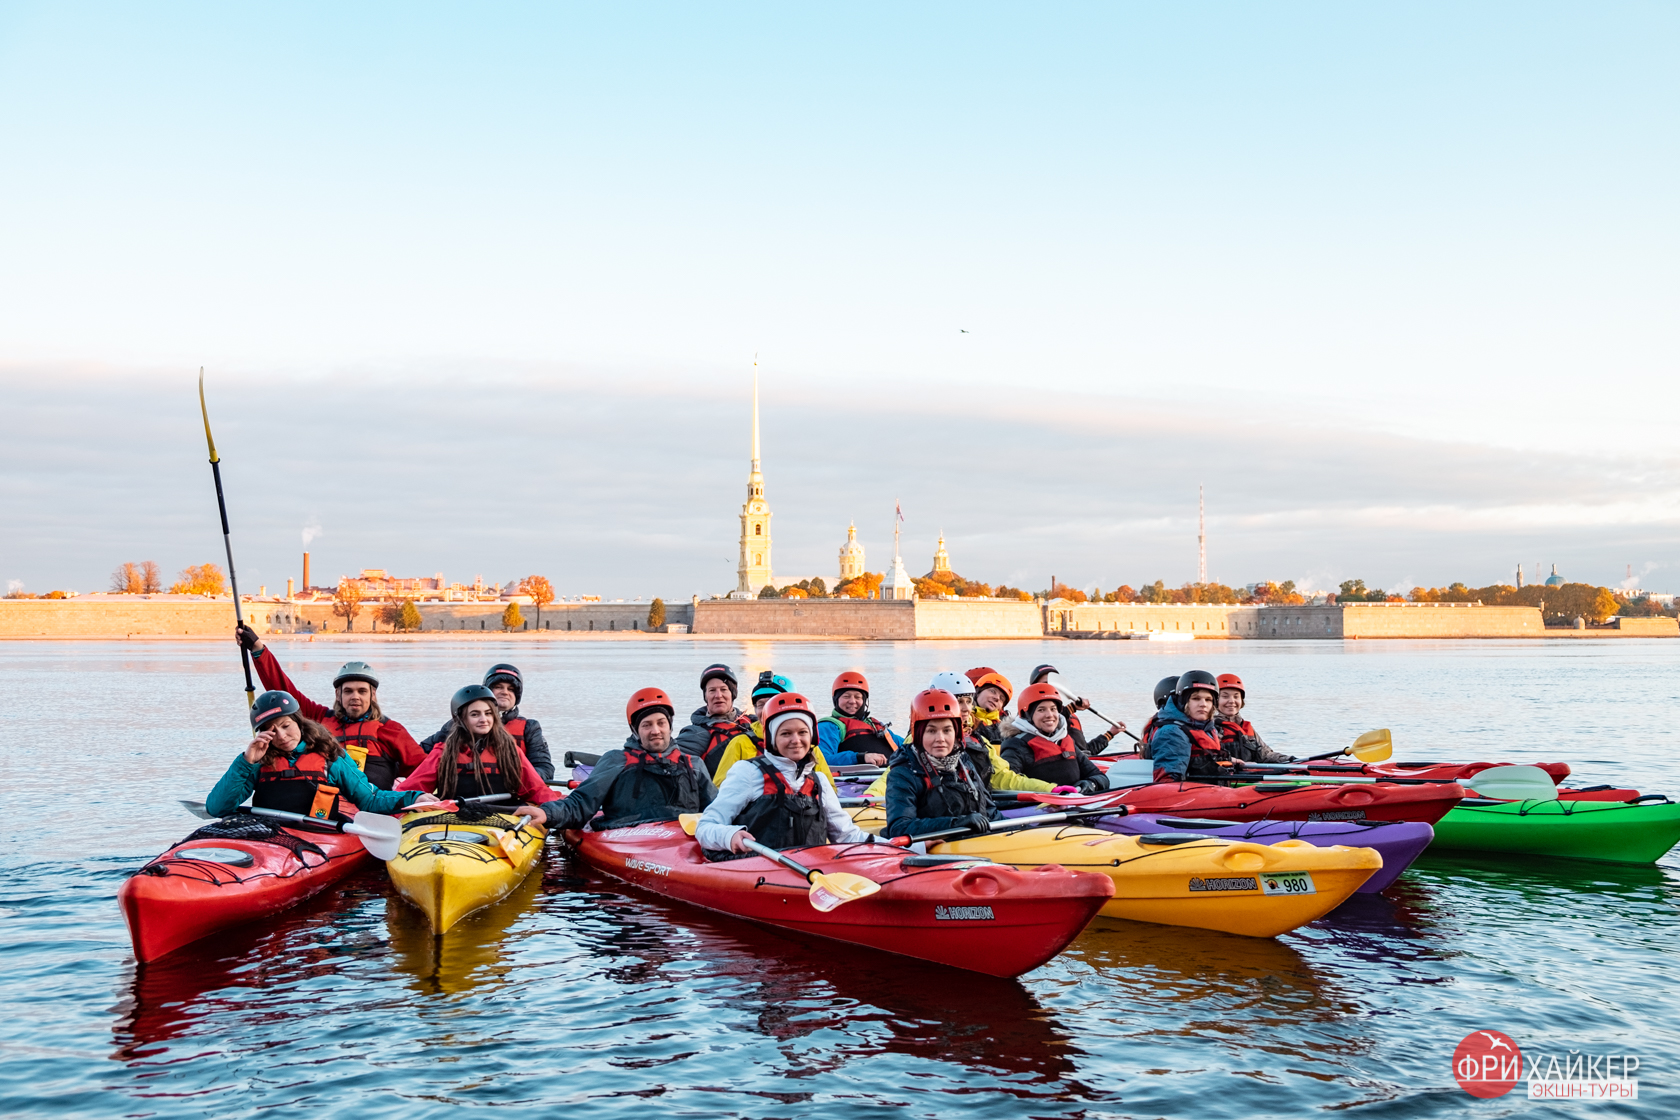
[387,807,548,933]
[1089,814,1433,894]
[1018,779,1465,825]
[1095,753,1571,786]
[1429,796,1680,865]
[928,826,1382,937]
[119,815,369,963]
[571,823,1115,977]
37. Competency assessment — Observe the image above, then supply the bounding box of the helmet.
[483,663,523,701]
[910,688,961,746]
[972,671,1013,707]
[333,661,379,689]
[1175,670,1219,706]
[928,670,975,697]
[700,663,738,698]
[752,671,792,701]
[964,666,998,685]
[762,692,818,752]
[626,686,675,730]
[1216,673,1245,697]
[1017,681,1064,717]
[250,690,300,731]
[451,684,497,719]
[831,670,869,704]
[1152,675,1180,710]
[1029,664,1060,685]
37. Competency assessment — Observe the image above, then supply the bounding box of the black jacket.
[883,743,998,839]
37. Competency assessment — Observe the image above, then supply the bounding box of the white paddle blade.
[1466,765,1558,802]
[345,812,403,861]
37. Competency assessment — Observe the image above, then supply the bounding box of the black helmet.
[700,663,738,698]
[1029,664,1059,685]
[1152,675,1180,710]
[333,660,379,689]
[1174,670,1219,706]
[483,663,523,702]
[451,684,497,720]
[251,690,300,731]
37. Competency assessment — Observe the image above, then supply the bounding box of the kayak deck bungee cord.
[388,807,548,932]
[1428,796,1680,864]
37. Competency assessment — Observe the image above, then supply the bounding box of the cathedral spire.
[736,356,773,595]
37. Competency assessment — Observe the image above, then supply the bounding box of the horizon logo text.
[1453,1032,1640,1101]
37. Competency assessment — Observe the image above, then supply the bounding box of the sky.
[2,3,1677,598]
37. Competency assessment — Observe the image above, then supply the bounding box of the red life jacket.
[701,714,753,774]
[255,750,343,820]
[1219,718,1256,749]
[322,713,399,789]
[831,712,894,755]
[502,716,528,754]
[447,746,509,801]
[1015,733,1082,786]
[1138,713,1163,754]
[730,755,827,850]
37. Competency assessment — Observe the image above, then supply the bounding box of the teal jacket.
[207,749,422,817]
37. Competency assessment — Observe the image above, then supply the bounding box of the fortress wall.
[1056,602,1554,639]
[1611,616,1680,635]
[1340,604,1542,638]
[0,597,286,637]
[691,599,917,638]
[1051,604,1260,637]
[914,600,1044,639]
[263,600,692,634]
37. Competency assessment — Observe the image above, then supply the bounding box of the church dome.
[1544,564,1564,587]
[838,523,865,582]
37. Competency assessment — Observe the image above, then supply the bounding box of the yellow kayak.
[388,808,547,933]
[848,806,1380,938]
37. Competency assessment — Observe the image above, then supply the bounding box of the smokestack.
[287,577,295,599]
[303,551,311,592]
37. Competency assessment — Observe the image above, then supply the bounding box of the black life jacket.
[701,714,753,775]
[608,747,710,827]
[829,711,894,755]
[255,750,344,820]
[732,755,827,851]
[971,710,1005,746]
[914,752,990,820]
[960,735,996,787]
[447,743,510,801]
[1219,717,1260,759]
[1007,732,1082,786]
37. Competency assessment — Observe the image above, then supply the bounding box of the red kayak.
[1019,779,1466,824]
[119,817,369,963]
[1096,752,1569,786]
[571,823,1114,978]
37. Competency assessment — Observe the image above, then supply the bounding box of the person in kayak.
[1214,673,1298,764]
[674,663,753,772]
[713,671,837,783]
[1136,675,1181,756]
[397,686,560,817]
[816,671,898,767]
[207,690,442,819]
[696,692,877,857]
[1001,683,1110,793]
[542,687,717,831]
[1027,664,1125,755]
[969,671,1014,746]
[1145,670,1226,782]
[236,624,424,789]
[417,663,554,781]
[884,688,1001,840]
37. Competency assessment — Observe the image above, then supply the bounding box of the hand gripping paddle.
[677,814,882,912]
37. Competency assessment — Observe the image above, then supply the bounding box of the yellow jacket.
[713,720,836,784]
[860,739,1050,798]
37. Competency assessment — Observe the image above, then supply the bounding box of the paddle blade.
[678,813,702,836]
[806,871,881,912]
[345,812,402,861]
[1466,765,1558,802]
[179,799,215,820]
[1348,729,1392,762]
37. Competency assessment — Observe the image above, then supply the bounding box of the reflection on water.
[4,640,1679,1117]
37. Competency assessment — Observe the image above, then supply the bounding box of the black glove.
[1076,779,1103,794]
[962,812,992,834]
[236,623,260,651]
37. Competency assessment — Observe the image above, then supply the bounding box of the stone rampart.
[1054,602,1549,639]
[1612,616,1680,635]
[1340,603,1542,638]
[0,597,287,638]
[691,599,917,638]
[271,600,693,634]
[914,600,1043,639]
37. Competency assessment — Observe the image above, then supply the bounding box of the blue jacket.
[207,749,422,817]
[1147,699,1219,783]
[817,714,903,766]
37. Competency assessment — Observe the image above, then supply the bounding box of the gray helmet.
[700,663,738,698]
[1152,676,1180,710]
[451,684,497,720]
[250,690,300,731]
[1030,664,1059,685]
[1174,669,1219,707]
[334,661,379,689]
[484,663,523,702]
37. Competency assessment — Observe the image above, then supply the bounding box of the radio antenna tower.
[1198,484,1207,584]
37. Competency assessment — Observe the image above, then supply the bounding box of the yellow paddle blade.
[491,826,522,864]
[678,813,702,836]
[1348,729,1392,762]
[806,871,881,912]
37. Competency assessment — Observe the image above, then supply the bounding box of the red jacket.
[253,648,425,781]
[396,743,558,805]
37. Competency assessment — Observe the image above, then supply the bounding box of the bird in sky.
[960,329,969,333]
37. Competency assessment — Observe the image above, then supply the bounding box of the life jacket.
[701,714,753,775]
[502,716,528,754]
[611,746,710,827]
[1008,733,1082,786]
[445,744,510,801]
[1163,716,1229,777]
[960,735,996,787]
[829,711,894,755]
[730,755,827,851]
[972,709,1004,745]
[1137,712,1163,758]
[1219,717,1259,756]
[913,753,990,820]
[255,749,344,821]
[321,713,392,786]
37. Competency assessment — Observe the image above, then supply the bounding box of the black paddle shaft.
[198,372,255,706]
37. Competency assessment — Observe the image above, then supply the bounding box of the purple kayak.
[1094,814,1433,894]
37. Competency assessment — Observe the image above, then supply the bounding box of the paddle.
[909,805,1128,844]
[197,369,256,708]
[675,814,882,911]
[1304,729,1393,763]
[178,800,401,860]
[1179,764,1554,799]
[564,751,601,768]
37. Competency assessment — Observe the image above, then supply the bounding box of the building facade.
[838,523,865,582]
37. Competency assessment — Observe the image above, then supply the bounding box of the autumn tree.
[332,580,363,631]
[806,577,828,597]
[648,598,666,628]
[993,585,1033,601]
[396,599,422,631]
[110,563,141,593]
[502,602,524,630]
[1042,582,1088,603]
[141,561,162,594]
[171,563,228,596]
[834,572,884,599]
[520,575,555,628]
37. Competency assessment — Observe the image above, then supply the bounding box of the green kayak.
[1430,797,1680,865]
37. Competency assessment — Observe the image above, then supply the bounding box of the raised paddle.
[675,814,882,911]
[1305,729,1393,763]
[178,801,401,860]
[196,369,257,708]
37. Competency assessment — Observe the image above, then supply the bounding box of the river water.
[3,638,1675,1118]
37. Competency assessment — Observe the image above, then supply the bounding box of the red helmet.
[762,692,818,751]
[964,666,998,685]
[831,670,870,702]
[910,688,961,746]
[1017,681,1064,717]
[972,671,1013,706]
[626,686,674,730]
[1216,673,1245,696]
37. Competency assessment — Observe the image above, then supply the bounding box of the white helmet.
[928,670,975,697]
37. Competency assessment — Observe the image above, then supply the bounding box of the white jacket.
[695,750,873,852]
